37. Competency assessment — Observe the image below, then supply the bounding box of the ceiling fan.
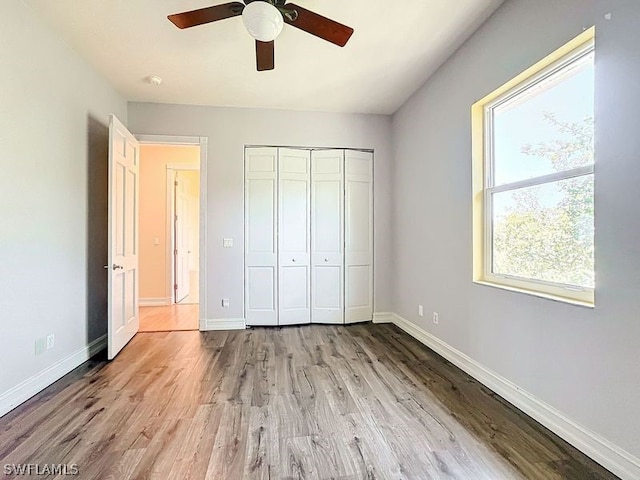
[168,0,354,71]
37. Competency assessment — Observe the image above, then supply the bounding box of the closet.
[245,147,373,327]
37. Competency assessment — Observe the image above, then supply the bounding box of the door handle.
[292,258,296,262]
[105,264,124,270]
[324,258,329,262]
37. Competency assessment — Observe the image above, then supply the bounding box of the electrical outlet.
[222,298,230,308]
[35,338,46,355]
[418,305,424,317]
[433,312,439,324]
[46,334,55,350]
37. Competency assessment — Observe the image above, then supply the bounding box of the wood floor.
[139,304,199,332]
[0,324,618,480]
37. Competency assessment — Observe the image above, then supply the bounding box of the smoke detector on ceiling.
[147,75,163,86]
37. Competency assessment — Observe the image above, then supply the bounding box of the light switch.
[153,236,160,246]
[223,238,233,248]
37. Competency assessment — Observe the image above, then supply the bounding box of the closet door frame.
[244,146,373,327]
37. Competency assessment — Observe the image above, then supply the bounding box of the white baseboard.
[0,335,107,418]
[139,297,171,307]
[372,312,395,324]
[377,312,640,480]
[202,318,246,331]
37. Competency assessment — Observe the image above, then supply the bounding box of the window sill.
[473,280,595,309]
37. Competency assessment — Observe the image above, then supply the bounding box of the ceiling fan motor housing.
[242,1,284,42]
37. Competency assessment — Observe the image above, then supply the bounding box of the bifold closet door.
[278,148,311,325]
[311,150,344,324]
[245,147,278,326]
[345,150,374,324]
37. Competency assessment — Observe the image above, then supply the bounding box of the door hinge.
[174,284,178,291]
[175,180,179,186]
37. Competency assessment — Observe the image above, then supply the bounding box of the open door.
[107,115,140,359]
[174,174,190,302]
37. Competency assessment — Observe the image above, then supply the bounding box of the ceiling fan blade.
[168,2,245,29]
[283,4,353,47]
[256,40,275,71]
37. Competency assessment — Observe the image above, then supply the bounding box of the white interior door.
[278,148,311,326]
[174,174,190,302]
[311,150,344,324]
[108,115,140,359]
[245,147,278,326]
[345,150,374,324]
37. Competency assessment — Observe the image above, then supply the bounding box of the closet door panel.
[245,147,279,326]
[345,150,373,324]
[247,267,276,310]
[346,265,370,305]
[278,148,311,325]
[311,150,344,324]
[280,179,308,252]
[314,266,342,307]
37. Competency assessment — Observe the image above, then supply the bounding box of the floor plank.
[139,304,199,332]
[0,324,619,480]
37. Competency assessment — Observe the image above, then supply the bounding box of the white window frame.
[475,36,595,306]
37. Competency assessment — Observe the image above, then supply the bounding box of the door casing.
[136,135,208,330]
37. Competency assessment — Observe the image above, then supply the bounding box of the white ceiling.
[24,0,503,114]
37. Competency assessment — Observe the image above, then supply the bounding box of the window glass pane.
[492,51,594,186]
[492,175,594,288]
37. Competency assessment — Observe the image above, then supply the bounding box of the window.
[472,28,595,305]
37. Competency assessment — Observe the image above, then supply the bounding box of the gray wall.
[391,0,640,459]
[128,103,392,321]
[0,2,127,394]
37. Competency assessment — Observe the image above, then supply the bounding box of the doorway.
[136,138,206,332]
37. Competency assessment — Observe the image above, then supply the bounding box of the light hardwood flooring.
[139,304,199,332]
[0,324,619,480]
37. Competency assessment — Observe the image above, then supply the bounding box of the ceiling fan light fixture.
[242,1,284,42]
